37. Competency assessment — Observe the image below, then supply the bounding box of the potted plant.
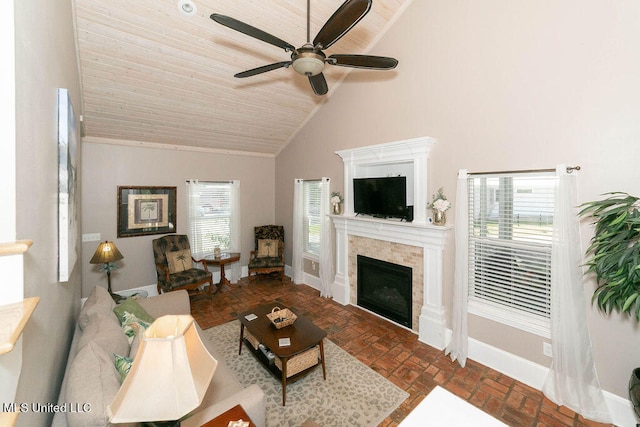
[579,192,640,320]
[579,192,640,421]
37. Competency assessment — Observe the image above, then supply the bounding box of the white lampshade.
[107,315,217,423]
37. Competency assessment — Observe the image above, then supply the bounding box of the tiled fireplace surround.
[348,235,424,329]
[331,138,451,350]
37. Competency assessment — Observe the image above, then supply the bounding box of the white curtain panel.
[229,180,241,282]
[445,169,469,367]
[319,177,334,298]
[542,165,611,423]
[291,179,304,284]
[186,179,200,251]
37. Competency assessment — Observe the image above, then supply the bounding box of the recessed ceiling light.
[178,0,197,16]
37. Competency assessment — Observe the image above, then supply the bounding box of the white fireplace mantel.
[331,137,450,350]
[330,215,451,349]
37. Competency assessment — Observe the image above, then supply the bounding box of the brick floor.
[190,275,614,427]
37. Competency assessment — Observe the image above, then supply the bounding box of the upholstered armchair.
[248,225,285,285]
[152,234,214,297]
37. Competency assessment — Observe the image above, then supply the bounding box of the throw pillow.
[114,354,134,383]
[77,311,130,358]
[120,312,152,344]
[113,297,155,325]
[78,285,116,330]
[129,327,144,360]
[113,298,155,344]
[65,342,121,427]
[257,239,279,258]
[166,249,193,273]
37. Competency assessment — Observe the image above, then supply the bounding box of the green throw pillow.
[113,298,155,344]
[114,354,133,383]
[113,297,155,324]
[119,312,151,343]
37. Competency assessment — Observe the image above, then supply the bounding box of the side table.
[200,404,256,427]
[202,252,241,291]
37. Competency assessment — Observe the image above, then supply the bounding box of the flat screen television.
[353,176,413,221]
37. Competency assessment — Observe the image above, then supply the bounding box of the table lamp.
[107,315,218,426]
[89,240,124,295]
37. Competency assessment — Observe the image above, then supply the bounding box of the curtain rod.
[184,179,235,183]
[468,165,581,176]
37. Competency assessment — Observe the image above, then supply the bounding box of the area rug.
[202,320,409,427]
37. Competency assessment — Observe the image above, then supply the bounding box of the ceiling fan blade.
[328,54,398,70]
[308,73,328,95]
[234,61,292,78]
[211,14,296,52]
[313,0,372,49]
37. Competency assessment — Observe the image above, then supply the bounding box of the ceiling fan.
[210,0,398,96]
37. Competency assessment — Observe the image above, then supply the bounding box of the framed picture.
[58,88,79,282]
[117,186,177,237]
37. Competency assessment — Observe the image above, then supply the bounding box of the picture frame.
[58,88,79,282]
[117,186,177,237]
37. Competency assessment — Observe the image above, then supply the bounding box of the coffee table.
[238,303,327,406]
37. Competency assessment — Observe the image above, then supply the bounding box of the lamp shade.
[89,241,124,264]
[107,315,217,423]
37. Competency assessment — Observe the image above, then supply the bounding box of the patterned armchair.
[248,225,285,285]
[152,234,214,297]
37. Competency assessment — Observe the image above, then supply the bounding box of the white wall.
[13,0,83,425]
[81,142,276,296]
[276,0,640,403]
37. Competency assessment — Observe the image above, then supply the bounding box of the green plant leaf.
[622,293,639,312]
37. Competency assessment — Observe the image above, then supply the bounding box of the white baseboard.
[459,332,636,427]
[302,272,321,290]
[284,264,321,291]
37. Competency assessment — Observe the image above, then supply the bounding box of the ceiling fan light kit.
[292,49,326,76]
[178,0,197,16]
[211,0,398,95]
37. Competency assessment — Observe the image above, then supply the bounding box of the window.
[186,181,238,255]
[303,180,321,257]
[468,172,556,337]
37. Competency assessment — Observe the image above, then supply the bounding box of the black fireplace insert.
[357,255,412,328]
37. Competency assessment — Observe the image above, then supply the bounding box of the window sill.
[468,299,550,339]
[302,253,319,262]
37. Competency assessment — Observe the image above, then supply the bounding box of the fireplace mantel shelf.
[330,214,452,248]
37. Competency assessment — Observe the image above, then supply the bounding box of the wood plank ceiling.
[74,0,408,156]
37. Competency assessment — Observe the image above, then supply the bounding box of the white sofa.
[53,286,265,427]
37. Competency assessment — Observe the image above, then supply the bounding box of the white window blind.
[468,173,556,335]
[187,181,232,255]
[303,180,321,256]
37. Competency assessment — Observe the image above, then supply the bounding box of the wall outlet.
[82,233,101,243]
[543,342,553,358]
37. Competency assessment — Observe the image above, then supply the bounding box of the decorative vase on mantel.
[432,209,446,226]
[332,203,342,215]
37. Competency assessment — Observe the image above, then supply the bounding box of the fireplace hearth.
[357,255,412,328]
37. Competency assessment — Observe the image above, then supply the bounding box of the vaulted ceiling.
[74,0,409,156]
